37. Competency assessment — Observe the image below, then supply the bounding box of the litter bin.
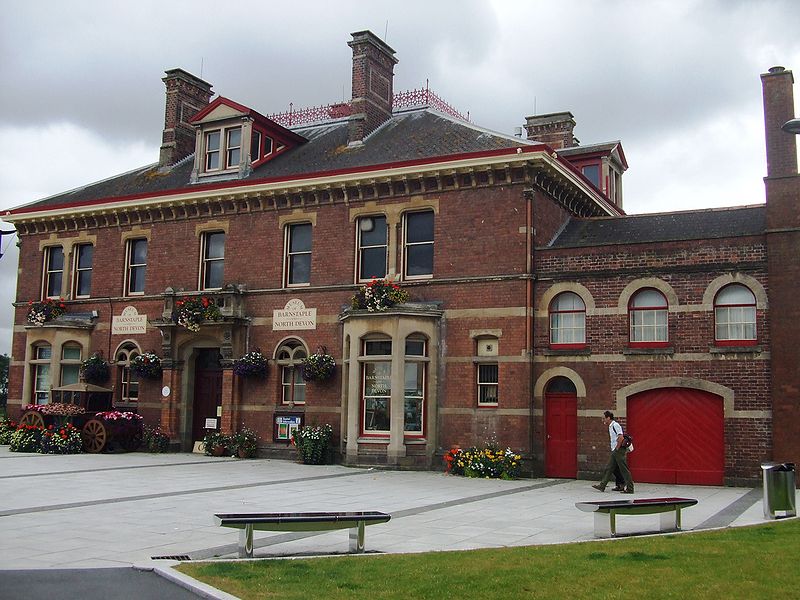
[761,462,796,519]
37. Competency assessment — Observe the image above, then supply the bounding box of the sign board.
[204,418,219,430]
[273,298,316,331]
[112,305,148,335]
[275,415,302,442]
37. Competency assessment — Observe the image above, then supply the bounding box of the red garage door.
[627,387,724,486]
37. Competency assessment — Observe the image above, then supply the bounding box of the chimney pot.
[347,30,398,145]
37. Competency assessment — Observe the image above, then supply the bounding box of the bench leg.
[594,512,616,538]
[239,524,254,558]
[659,509,680,532]
[349,520,365,553]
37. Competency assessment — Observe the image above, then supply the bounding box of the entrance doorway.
[192,348,222,442]
[545,376,578,478]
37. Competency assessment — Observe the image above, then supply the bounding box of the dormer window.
[204,127,242,172]
[205,131,220,170]
[226,127,241,168]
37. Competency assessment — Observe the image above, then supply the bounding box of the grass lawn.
[177,518,800,599]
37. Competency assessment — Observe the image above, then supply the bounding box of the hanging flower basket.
[232,349,269,378]
[173,295,222,332]
[80,352,110,384]
[130,352,163,379]
[26,298,66,326]
[351,277,409,312]
[301,348,336,382]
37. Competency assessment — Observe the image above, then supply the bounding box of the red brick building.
[4,32,798,484]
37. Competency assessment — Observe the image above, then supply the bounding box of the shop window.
[43,246,64,299]
[357,215,387,281]
[403,337,426,435]
[549,292,586,348]
[477,363,498,407]
[629,288,668,347]
[276,340,307,405]
[116,343,140,407]
[73,243,93,297]
[403,211,434,278]
[285,223,312,286]
[125,238,147,296]
[362,338,391,434]
[201,231,225,290]
[31,344,52,405]
[715,283,757,345]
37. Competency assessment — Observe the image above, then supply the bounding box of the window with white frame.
[276,340,307,404]
[201,231,225,290]
[715,283,757,344]
[116,343,140,406]
[477,363,499,407]
[250,130,261,163]
[403,211,434,278]
[204,126,242,172]
[205,130,221,170]
[125,238,147,295]
[403,337,426,435]
[285,223,312,286]
[629,288,669,346]
[31,344,52,405]
[549,292,586,347]
[362,339,391,434]
[44,246,64,298]
[73,243,93,297]
[357,215,387,281]
[226,127,241,168]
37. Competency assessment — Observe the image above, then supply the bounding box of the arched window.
[31,343,52,405]
[715,284,757,345]
[116,343,140,407]
[629,288,668,346]
[545,376,577,395]
[549,292,586,348]
[276,340,307,405]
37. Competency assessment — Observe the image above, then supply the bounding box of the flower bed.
[9,424,43,453]
[41,423,83,454]
[22,403,84,417]
[232,349,268,378]
[130,352,162,379]
[301,349,336,382]
[0,418,18,445]
[351,278,409,312]
[174,296,222,332]
[143,424,171,453]
[292,423,333,465]
[27,297,66,325]
[445,445,522,480]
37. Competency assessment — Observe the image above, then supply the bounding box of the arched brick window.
[629,288,668,347]
[714,283,756,345]
[276,339,307,405]
[549,292,586,348]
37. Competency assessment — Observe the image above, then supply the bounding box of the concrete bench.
[575,497,698,538]
[213,511,391,557]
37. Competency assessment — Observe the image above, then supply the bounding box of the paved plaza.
[0,446,768,596]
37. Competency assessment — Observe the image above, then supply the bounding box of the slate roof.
[550,204,766,248]
[12,109,530,213]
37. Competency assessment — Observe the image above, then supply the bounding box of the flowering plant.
[351,277,409,312]
[9,424,43,453]
[27,297,66,326]
[80,352,110,384]
[174,296,222,332]
[130,352,163,379]
[229,426,259,458]
[41,423,83,454]
[143,424,171,453]
[444,445,521,480]
[301,348,336,382]
[232,349,268,378]
[202,430,230,456]
[0,418,18,445]
[292,423,333,465]
[95,411,143,422]
[22,403,84,417]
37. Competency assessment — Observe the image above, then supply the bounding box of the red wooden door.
[627,387,724,485]
[192,349,222,442]
[545,392,577,478]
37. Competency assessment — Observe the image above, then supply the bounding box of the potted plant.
[301,347,336,382]
[351,277,409,312]
[229,426,259,458]
[202,430,229,456]
[232,349,269,378]
[130,351,163,379]
[143,425,171,453]
[80,352,110,384]
[292,423,333,465]
[174,295,222,332]
[26,297,66,326]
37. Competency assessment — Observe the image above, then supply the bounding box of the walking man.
[592,410,634,493]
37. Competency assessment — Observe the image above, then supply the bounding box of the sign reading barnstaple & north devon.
[112,306,148,335]
[273,298,317,331]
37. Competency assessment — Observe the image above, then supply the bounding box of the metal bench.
[575,497,698,538]
[213,511,391,557]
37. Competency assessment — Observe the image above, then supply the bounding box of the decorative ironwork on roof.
[269,82,469,128]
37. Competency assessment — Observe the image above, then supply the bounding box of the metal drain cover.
[151,555,191,561]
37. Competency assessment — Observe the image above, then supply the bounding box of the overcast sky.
[1,0,799,356]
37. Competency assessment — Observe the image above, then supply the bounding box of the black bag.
[621,433,633,448]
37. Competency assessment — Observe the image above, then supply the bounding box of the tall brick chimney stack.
[524,112,578,149]
[347,30,398,145]
[761,66,798,178]
[159,69,213,168]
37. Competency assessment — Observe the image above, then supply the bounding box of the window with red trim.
[629,288,668,347]
[549,292,586,348]
[714,284,756,345]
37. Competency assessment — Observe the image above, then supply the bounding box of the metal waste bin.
[761,462,796,519]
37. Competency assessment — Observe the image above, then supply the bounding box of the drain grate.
[151,554,191,561]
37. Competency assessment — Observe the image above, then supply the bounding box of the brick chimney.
[159,69,213,168]
[524,112,577,149]
[761,66,798,178]
[347,30,398,145]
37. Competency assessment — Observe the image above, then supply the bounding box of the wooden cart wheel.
[82,419,107,453]
[19,411,45,429]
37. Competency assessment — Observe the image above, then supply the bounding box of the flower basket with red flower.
[27,297,67,326]
[350,278,409,312]
[80,352,110,384]
[130,351,163,379]
[174,296,222,332]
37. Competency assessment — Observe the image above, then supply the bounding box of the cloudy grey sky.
[1,0,799,356]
